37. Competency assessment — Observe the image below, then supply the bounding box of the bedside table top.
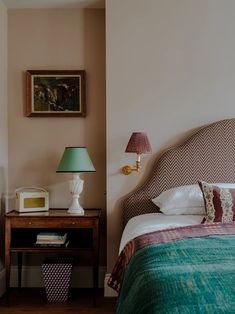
[5,208,101,218]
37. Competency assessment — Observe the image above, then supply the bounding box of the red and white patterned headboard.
[123,118,235,225]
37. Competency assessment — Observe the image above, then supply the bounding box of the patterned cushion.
[199,181,235,223]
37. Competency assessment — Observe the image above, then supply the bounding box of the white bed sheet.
[119,213,204,253]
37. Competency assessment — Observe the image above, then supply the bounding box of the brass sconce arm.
[122,132,152,175]
[122,160,141,175]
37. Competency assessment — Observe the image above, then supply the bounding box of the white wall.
[0,0,8,271]
[106,0,235,271]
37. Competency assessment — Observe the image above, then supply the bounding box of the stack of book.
[35,232,68,247]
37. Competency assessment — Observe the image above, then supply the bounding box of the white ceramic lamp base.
[68,174,84,215]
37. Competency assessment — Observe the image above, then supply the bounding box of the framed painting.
[26,70,86,117]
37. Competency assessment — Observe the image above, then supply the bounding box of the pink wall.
[8,8,106,263]
[0,0,8,208]
[0,0,8,278]
[106,0,235,271]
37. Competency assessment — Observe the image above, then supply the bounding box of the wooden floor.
[0,288,117,314]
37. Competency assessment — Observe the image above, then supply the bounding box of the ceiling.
[2,0,105,9]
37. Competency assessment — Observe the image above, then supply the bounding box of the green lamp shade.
[56,147,96,173]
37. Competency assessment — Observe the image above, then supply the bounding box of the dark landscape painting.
[26,70,86,117]
[33,75,80,112]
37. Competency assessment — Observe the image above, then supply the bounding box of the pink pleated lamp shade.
[125,132,152,155]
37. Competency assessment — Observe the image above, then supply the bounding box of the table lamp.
[122,132,152,175]
[57,147,96,214]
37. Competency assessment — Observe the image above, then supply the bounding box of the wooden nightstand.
[5,208,101,305]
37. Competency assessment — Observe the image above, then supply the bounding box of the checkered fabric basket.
[42,257,73,302]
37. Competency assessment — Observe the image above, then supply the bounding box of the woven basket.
[42,258,73,302]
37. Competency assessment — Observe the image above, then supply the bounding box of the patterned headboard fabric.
[123,118,235,226]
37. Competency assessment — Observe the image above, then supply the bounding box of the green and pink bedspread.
[109,222,235,314]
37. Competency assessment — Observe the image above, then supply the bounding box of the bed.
[108,118,235,314]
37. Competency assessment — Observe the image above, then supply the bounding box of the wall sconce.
[122,132,152,175]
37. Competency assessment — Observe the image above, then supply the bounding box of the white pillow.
[152,183,235,215]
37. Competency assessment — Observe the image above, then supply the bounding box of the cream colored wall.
[0,0,8,206]
[0,0,8,271]
[106,0,235,271]
[8,9,106,262]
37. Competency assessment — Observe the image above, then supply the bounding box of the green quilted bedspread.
[117,235,235,314]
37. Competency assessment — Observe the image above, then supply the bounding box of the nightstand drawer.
[9,217,97,228]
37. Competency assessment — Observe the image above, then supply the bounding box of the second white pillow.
[152,185,204,215]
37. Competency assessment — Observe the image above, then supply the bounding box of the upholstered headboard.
[123,118,235,226]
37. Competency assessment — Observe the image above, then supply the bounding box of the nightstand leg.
[18,252,23,288]
[5,252,11,304]
[92,220,100,307]
[93,262,98,306]
[5,218,11,304]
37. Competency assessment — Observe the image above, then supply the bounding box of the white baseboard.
[0,266,106,297]
[104,273,118,297]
